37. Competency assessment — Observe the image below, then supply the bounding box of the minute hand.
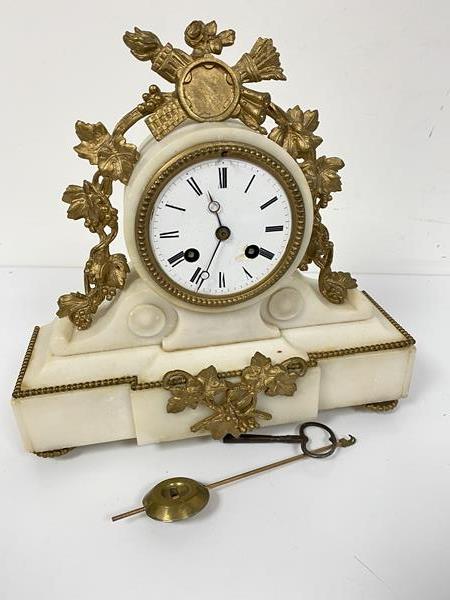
[197,239,221,291]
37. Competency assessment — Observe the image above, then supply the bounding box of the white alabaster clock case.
[11,20,415,456]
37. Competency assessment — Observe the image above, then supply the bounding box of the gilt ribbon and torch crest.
[123,20,285,140]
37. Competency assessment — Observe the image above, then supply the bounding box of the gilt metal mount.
[57,19,356,330]
[163,352,309,439]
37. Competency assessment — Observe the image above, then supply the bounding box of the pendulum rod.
[111,437,355,522]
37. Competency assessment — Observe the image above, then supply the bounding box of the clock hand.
[207,191,223,227]
[197,239,222,291]
[197,193,231,290]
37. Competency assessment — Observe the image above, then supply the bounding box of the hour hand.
[207,192,222,225]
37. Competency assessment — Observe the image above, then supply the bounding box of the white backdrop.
[1,0,449,275]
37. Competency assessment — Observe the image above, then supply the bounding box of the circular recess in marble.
[128,304,166,337]
[268,288,302,321]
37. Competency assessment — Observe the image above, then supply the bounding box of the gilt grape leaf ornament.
[57,19,356,329]
[73,122,111,164]
[269,106,323,159]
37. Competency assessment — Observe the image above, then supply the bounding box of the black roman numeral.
[168,251,185,267]
[260,196,278,210]
[218,167,227,189]
[159,230,180,239]
[265,225,284,232]
[243,267,253,279]
[190,266,203,284]
[166,204,186,212]
[218,271,226,288]
[244,174,255,193]
[187,177,202,196]
[259,247,275,260]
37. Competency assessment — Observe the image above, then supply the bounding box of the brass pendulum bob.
[111,422,356,524]
[142,477,210,522]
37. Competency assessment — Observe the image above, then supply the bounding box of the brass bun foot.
[362,400,399,412]
[33,447,74,458]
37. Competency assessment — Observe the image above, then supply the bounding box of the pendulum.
[111,422,356,523]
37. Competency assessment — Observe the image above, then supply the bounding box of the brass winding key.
[111,423,356,523]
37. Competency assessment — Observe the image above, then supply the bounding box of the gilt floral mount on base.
[57,19,356,330]
[163,353,309,439]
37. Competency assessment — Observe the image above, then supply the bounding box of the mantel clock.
[11,20,415,455]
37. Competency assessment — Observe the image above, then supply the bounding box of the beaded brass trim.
[363,400,399,412]
[34,448,74,458]
[12,328,139,400]
[308,291,415,361]
[12,291,415,401]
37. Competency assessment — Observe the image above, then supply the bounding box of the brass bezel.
[135,141,306,308]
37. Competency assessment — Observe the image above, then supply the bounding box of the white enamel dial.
[149,156,293,297]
